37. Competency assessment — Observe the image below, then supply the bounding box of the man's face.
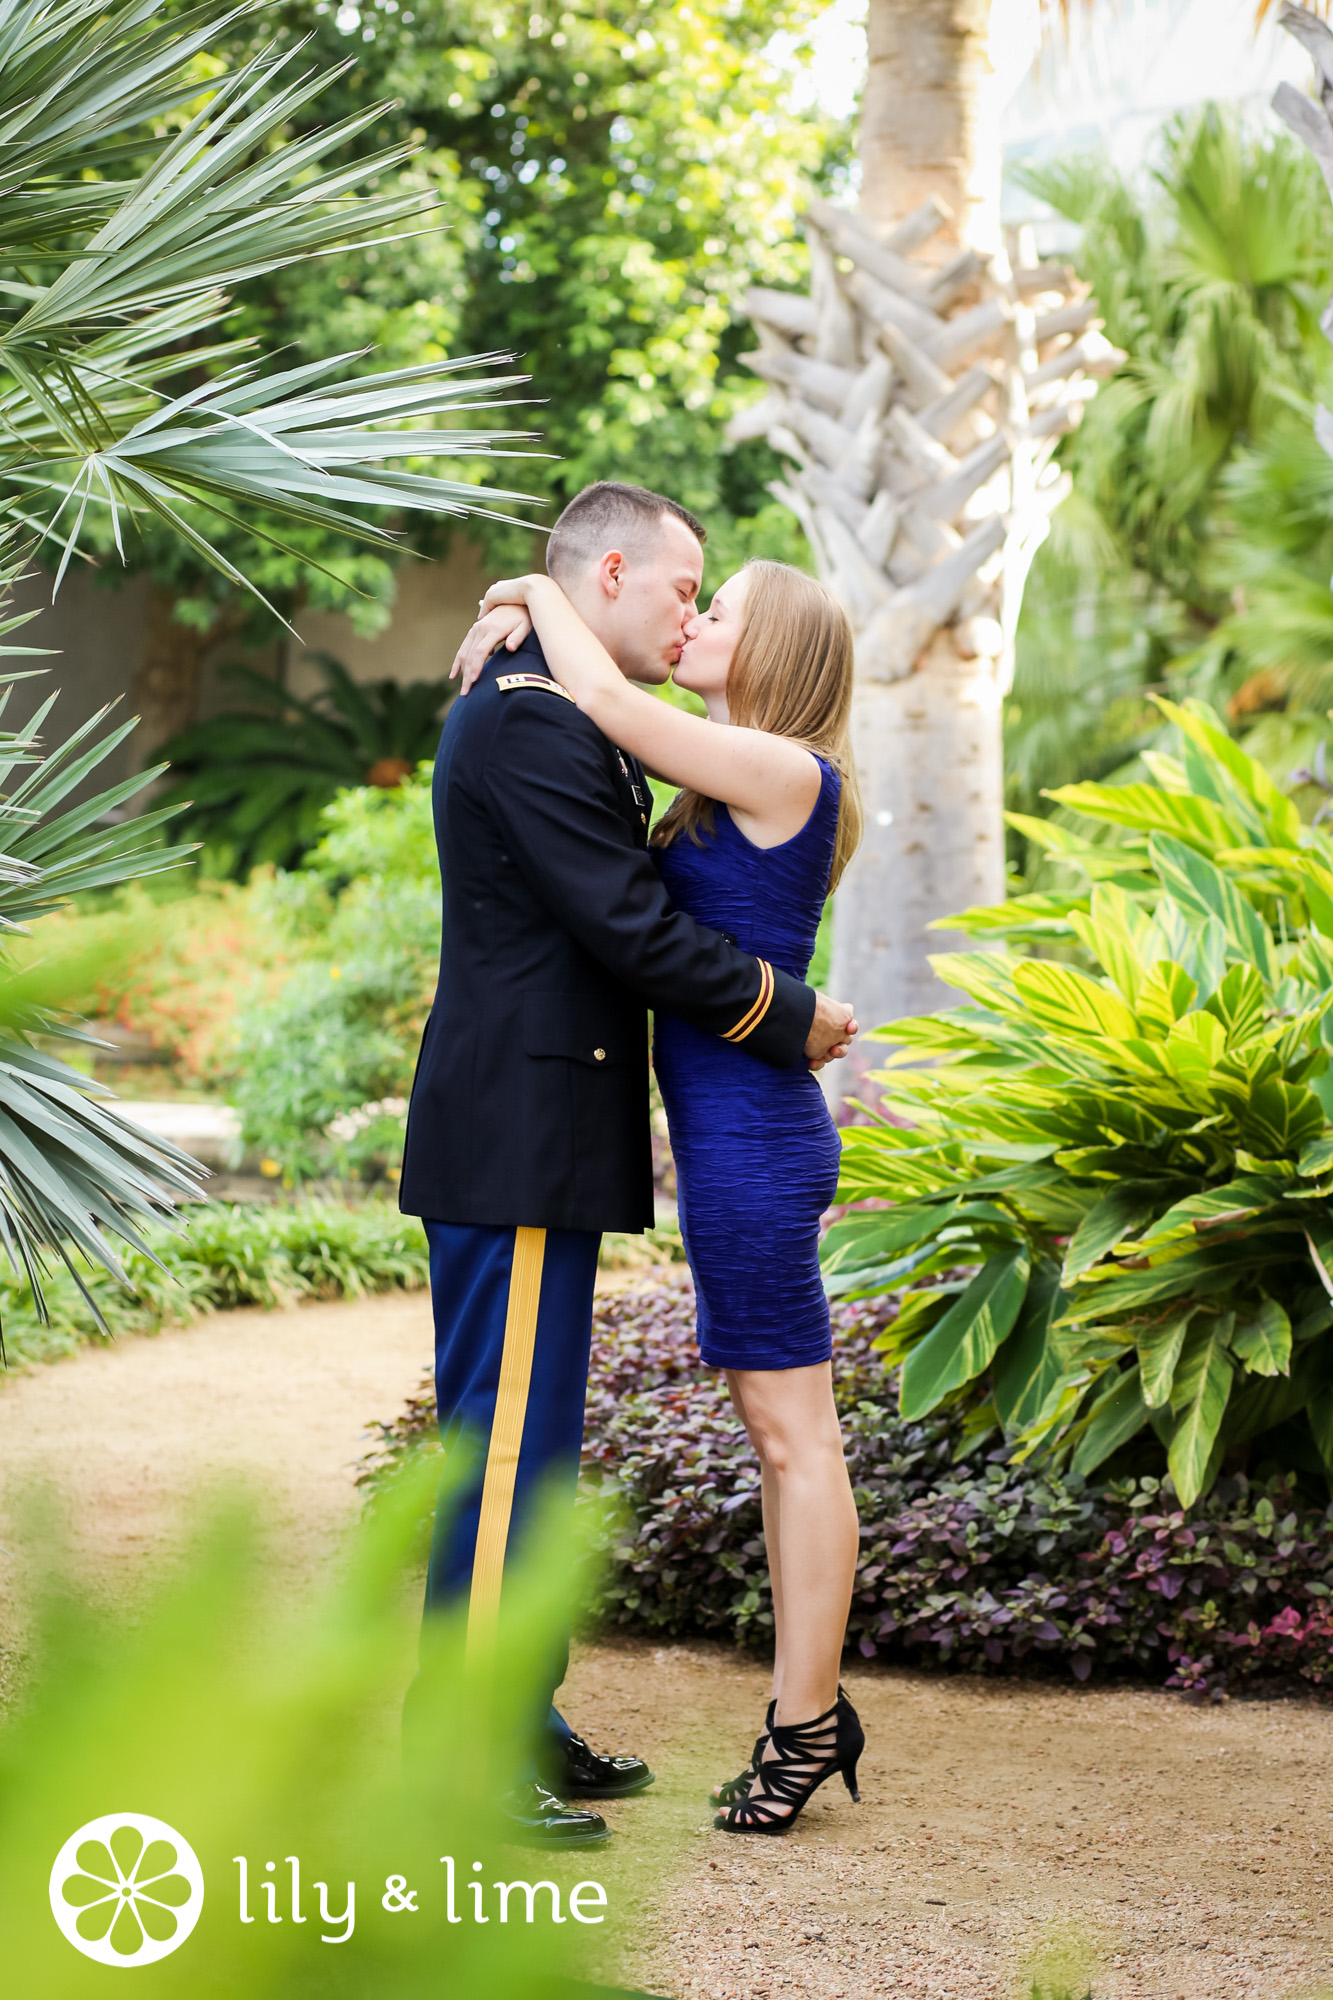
[590,513,704,683]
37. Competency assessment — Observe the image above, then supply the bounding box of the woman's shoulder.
[808,751,842,801]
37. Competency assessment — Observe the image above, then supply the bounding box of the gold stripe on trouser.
[466,1225,547,1660]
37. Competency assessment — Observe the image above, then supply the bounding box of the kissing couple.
[399,480,866,1847]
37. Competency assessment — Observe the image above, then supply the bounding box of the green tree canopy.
[106,0,842,669]
[1006,107,1333,822]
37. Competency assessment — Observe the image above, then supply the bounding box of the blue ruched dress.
[653,756,842,1370]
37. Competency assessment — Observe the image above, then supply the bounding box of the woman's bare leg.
[726,1372,786,1704]
[760,1460,785,1704]
[725,1362,857,1725]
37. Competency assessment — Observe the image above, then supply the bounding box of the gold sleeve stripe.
[722,958,775,1044]
[466,1225,546,1661]
[496,672,576,702]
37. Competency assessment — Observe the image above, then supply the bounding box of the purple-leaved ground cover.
[360,1274,1333,1697]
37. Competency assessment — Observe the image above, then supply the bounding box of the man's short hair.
[545,481,705,584]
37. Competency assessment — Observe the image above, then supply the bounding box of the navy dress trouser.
[422,1219,600,1757]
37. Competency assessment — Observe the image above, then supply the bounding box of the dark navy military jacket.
[398,634,818,1232]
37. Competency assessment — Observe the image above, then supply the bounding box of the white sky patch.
[768,0,867,124]
[1006,0,1311,176]
[778,0,1316,168]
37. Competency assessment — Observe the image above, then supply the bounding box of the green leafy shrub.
[230,773,440,1181]
[158,656,455,877]
[1,1202,430,1368]
[827,698,1333,1508]
[32,881,292,1089]
[0,1468,611,1997]
[360,1276,1333,1695]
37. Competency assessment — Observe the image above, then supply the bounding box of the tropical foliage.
[228,771,439,1181]
[1007,106,1333,819]
[157,654,453,873]
[0,0,543,1337]
[825,700,1333,1509]
[362,1273,1333,1694]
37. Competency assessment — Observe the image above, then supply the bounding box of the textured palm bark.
[733,163,1119,1095]
[862,0,998,248]
[838,641,1006,1026]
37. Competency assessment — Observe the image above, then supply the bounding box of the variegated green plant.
[825,698,1333,1506]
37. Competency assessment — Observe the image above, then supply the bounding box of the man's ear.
[596,548,626,598]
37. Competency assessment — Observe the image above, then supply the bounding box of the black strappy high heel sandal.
[713,1689,864,1836]
[707,1682,850,1807]
[709,1699,775,1807]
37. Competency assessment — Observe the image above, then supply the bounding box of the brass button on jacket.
[593,1047,606,1061]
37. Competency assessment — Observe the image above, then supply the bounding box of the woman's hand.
[450,603,533,695]
[478,573,542,613]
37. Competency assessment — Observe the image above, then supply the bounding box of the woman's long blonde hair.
[652,559,863,892]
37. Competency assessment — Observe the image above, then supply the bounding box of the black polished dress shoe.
[555,1731,655,1800]
[499,1780,611,1848]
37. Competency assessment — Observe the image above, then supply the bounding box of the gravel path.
[0,1290,434,1635]
[567,1641,1333,2000]
[3,1293,1332,1999]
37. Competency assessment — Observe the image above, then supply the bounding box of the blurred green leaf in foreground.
[0,1455,636,1998]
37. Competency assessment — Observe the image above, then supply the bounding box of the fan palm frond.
[0,0,545,612]
[0,0,549,1344]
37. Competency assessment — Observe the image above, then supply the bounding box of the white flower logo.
[49,1813,204,1966]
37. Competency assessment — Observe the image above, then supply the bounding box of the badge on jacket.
[616,749,646,809]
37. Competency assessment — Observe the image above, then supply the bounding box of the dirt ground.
[3,1292,1333,2000]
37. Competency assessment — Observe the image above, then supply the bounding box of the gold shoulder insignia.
[496,673,576,702]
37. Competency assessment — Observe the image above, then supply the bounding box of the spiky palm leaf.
[0,539,202,1350]
[0,0,545,1339]
[0,0,542,603]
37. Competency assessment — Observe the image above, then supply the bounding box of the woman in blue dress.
[456,558,865,1835]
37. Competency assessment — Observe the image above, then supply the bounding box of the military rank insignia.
[495,673,577,702]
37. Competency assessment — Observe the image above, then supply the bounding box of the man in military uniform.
[399,481,855,1847]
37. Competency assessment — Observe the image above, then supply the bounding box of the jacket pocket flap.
[522,992,632,1065]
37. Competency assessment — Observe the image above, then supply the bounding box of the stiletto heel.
[713,1690,864,1836]
[708,1683,847,1808]
[709,1698,774,1806]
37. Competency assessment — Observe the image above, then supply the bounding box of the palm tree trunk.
[848,0,1003,1049]
[862,0,999,246]
[734,0,1118,1104]
[838,0,1007,1071]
